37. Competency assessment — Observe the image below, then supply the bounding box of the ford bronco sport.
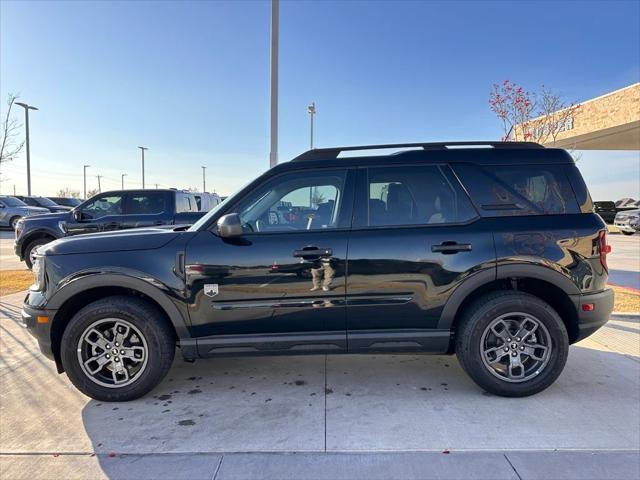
[21,142,614,401]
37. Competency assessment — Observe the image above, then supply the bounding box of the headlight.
[14,218,24,237]
[31,255,45,291]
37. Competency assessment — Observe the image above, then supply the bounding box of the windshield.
[0,196,28,207]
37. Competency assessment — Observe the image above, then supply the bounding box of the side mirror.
[217,213,243,238]
[73,210,83,222]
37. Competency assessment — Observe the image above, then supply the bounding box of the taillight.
[598,230,611,273]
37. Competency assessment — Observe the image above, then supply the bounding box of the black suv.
[21,142,614,401]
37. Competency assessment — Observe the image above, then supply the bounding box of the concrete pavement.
[607,233,640,290]
[1,290,639,479]
[0,230,24,271]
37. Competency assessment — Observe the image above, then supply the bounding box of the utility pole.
[13,185,16,196]
[83,165,91,199]
[96,175,103,193]
[269,0,279,168]
[307,102,316,149]
[138,146,148,188]
[201,166,206,192]
[155,183,159,189]
[121,173,127,190]
[15,102,39,195]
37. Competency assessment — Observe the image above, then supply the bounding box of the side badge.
[204,284,219,298]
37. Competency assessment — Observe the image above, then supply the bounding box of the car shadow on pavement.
[608,269,640,290]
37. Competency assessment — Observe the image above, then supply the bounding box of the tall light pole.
[121,173,128,190]
[201,166,206,192]
[96,175,103,193]
[83,165,91,199]
[269,0,279,168]
[307,102,316,150]
[138,146,148,188]
[15,102,38,195]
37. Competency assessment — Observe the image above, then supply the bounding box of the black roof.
[279,141,573,170]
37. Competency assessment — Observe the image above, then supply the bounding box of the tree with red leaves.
[489,80,580,145]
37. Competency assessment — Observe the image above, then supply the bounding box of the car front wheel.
[10,216,22,230]
[60,296,175,401]
[455,291,569,397]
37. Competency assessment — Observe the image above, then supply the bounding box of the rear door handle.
[293,247,333,258]
[431,242,472,254]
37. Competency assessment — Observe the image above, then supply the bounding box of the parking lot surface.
[607,233,640,290]
[0,230,24,271]
[1,289,638,479]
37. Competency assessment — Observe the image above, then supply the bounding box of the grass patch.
[611,285,640,313]
[0,270,33,297]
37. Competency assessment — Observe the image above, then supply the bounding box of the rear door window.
[364,165,477,227]
[126,192,166,214]
[452,164,579,216]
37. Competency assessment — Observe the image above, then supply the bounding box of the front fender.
[47,271,192,340]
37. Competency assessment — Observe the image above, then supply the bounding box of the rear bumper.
[571,288,614,343]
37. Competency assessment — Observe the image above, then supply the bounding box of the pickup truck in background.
[15,189,205,268]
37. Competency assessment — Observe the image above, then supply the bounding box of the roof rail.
[291,141,544,162]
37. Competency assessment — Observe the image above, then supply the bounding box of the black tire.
[60,296,175,402]
[621,231,635,236]
[9,216,22,231]
[455,291,569,397]
[24,238,51,269]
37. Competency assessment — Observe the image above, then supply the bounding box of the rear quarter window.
[452,163,580,216]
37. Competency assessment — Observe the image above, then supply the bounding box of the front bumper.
[572,288,615,343]
[20,299,57,363]
[614,219,639,233]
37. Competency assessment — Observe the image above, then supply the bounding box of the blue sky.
[1,0,639,199]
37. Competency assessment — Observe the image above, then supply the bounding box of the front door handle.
[293,247,333,258]
[431,242,472,254]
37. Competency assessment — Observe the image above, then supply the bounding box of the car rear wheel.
[60,296,175,401]
[455,291,568,397]
[24,238,50,269]
[621,231,635,236]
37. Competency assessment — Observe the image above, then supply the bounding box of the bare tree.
[56,188,81,198]
[86,188,100,199]
[489,81,580,145]
[0,93,25,185]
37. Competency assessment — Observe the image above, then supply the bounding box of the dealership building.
[520,82,639,150]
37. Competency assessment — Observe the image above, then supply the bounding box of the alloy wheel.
[480,312,552,383]
[77,318,148,388]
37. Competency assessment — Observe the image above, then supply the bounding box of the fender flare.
[437,263,580,330]
[49,272,192,340]
[438,267,496,330]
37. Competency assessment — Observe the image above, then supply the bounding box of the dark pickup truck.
[15,189,204,268]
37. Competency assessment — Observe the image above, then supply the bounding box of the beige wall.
[518,83,640,150]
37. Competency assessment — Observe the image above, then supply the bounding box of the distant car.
[48,197,83,208]
[614,209,639,236]
[192,192,223,212]
[0,196,50,230]
[14,189,206,268]
[14,195,72,213]
[594,201,617,224]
